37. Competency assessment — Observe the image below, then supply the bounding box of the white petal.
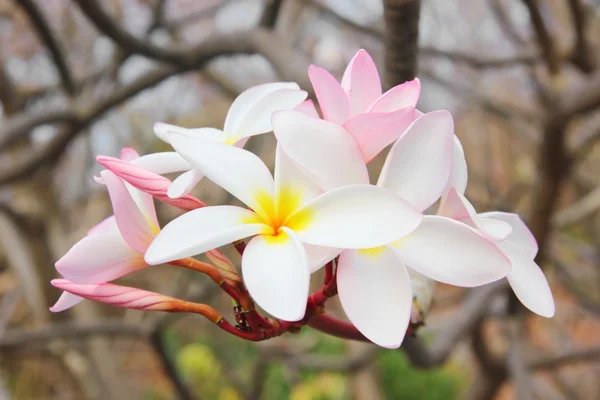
[154,123,225,144]
[274,145,321,217]
[242,227,309,321]
[130,152,192,175]
[337,248,411,348]
[50,292,84,312]
[167,133,275,219]
[272,110,368,190]
[500,241,554,317]
[390,215,511,287]
[145,206,272,265]
[438,189,513,241]
[305,244,342,272]
[378,110,454,212]
[224,82,301,134]
[230,89,308,141]
[167,170,205,198]
[479,212,538,258]
[287,184,422,249]
[443,135,468,196]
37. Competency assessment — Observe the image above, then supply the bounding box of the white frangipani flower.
[131,82,307,199]
[273,109,512,348]
[438,188,555,318]
[145,132,423,322]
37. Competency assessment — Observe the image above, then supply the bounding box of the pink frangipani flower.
[273,108,512,348]
[308,49,420,162]
[144,132,423,322]
[139,82,307,199]
[52,169,160,312]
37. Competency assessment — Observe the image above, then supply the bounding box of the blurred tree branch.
[17,0,76,95]
[521,0,559,75]
[383,0,421,87]
[567,0,596,73]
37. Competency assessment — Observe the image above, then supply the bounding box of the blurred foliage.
[161,323,464,399]
[377,351,466,400]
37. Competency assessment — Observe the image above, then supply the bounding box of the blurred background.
[1,0,600,399]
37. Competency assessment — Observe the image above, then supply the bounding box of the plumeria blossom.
[131,82,307,199]
[438,188,555,317]
[308,49,419,162]
[51,168,159,312]
[144,132,423,322]
[274,108,512,348]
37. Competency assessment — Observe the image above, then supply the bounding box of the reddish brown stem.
[308,314,368,341]
[170,258,241,302]
[324,261,333,284]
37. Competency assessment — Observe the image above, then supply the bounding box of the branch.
[0,29,312,184]
[17,0,75,94]
[403,282,508,368]
[0,320,149,351]
[260,0,284,28]
[420,47,539,70]
[383,0,421,88]
[521,0,559,75]
[529,347,600,370]
[507,317,533,400]
[554,186,600,227]
[567,0,596,73]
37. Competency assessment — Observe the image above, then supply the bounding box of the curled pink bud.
[96,156,205,211]
[51,279,174,311]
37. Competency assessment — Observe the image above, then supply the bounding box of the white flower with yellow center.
[144,133,422,322]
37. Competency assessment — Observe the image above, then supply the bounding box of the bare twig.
[0,320,149,351]
[17,0,75,94]
[0,29,312,184]
[554,186,600,227]
[521,0,559,75]
[420,47,539,70]
[567,0,596,73]
[507,317,533,400]
[260,0,284,28]
[403,282,508,368]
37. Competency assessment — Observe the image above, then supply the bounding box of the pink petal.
[343,107,416,162]
[101,170,156,254]
[293,100,320,119]
[50,292,84,312]
[341,49,383,116]
[443,135,468,197]
[51,279,176,311]
[308,65,350,124]
[97,156,205,211]
[56,230,147,284]
[368,78,421,113]
[87,216,117,236]
[120,148,140,162]
[338,248,411,348]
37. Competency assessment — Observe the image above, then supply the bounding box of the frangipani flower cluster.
[52,50,554,349]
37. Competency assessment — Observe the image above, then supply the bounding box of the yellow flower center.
[251,185,314,235]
